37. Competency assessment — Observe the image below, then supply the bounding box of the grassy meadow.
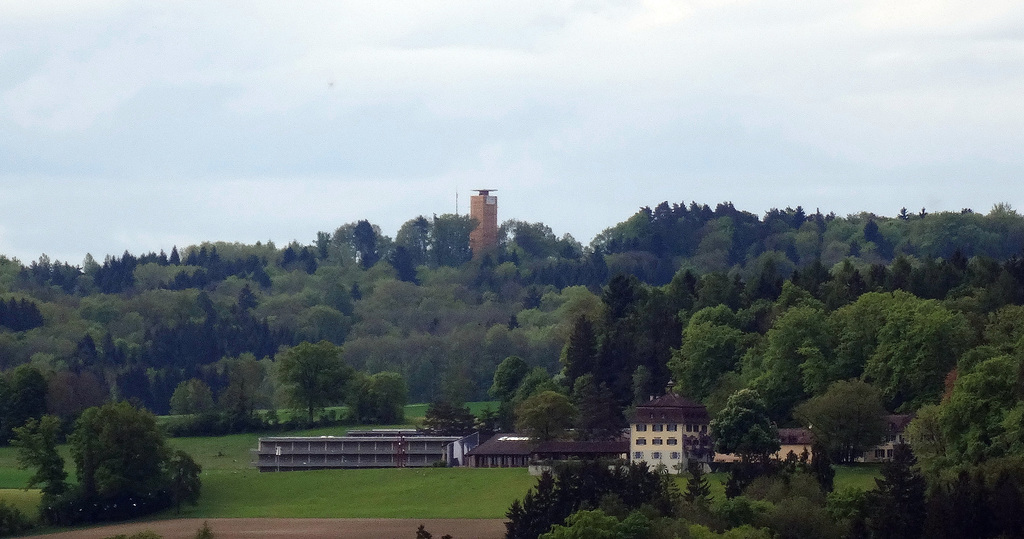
[0,401,881,521]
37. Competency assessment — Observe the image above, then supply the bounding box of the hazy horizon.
[2,2,1021,264]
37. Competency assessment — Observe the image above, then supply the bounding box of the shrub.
[758,497,843,539]
[714,496,771,529]
[102,532,162,539]
[194,521,215,539]
[743,473,824,505]
[0,500,32,537]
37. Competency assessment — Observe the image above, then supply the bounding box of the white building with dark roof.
[629,393,712,472]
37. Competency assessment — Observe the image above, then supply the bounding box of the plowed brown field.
[27,518,506,539]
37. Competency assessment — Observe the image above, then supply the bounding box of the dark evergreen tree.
[990,469,1024,538]
[866,444,926,539]
[389,246,419,284]
[237,284,258,312]
[809,443,834,492]
[421,400,476,436]
[684,461,712,503]
[505,462,677,539]
[561,316,597,388]
[925,471,991,539]
[72,335,99,372]
[571,374,624,441]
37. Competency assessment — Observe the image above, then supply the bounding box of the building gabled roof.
[630,394,710,424]
[464,435,628,458]
[886,414,914,434]
[532,440,628,455]
[464,435,533,457]
[778,427,813,446]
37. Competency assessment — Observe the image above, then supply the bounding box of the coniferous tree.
[389,246,419,284]
[809,443,835,493]
[684,461,712,504]
[571,374,624,441]
[866,443,926,539]
[561,316,597,389]
[422,399,476,436]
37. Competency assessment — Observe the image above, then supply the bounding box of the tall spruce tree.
[866,443,926,539]
[561,316,597,388]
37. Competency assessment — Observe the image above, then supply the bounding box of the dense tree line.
[13,402,202,529]
[1,200,1023,536]
[0,202,1022,425]
[0,298,44,332]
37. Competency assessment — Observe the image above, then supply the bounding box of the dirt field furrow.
[27,518,507,539]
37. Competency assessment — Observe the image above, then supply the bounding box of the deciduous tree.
[350,371,407,424]
[169,379,215,416]
[794,380,887,463]
[516,391,576,441]
[12,415,66,499]
[711,389,779,465]
[277,341,353,424]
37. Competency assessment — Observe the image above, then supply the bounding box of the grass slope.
[179,468,534,519]
[0,401,881,521]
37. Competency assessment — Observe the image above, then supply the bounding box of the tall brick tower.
[469,189,498,257]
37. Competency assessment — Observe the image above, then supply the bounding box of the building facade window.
[634,452,644,459]
[636,438,647,445]
[653,438,663,445]
[667,424,678,431]
[635,424,647,432]
[652,452,662,459]
[652,424,664,432]
[670,452,680,459]
[667,438,678,445]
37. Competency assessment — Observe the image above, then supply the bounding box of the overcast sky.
[1,1,1022,264]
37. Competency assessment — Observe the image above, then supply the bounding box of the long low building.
[252,430,477,471]
[464,434,629,468]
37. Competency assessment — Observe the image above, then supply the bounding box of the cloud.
[0,1,1021,262]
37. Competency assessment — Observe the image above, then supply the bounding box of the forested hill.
[1,201,1023,420]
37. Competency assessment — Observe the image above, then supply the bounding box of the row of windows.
[635,423,707,433]
[633,451,682,460]
[634,438,678,446]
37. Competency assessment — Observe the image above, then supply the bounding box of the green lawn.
[672,465,881,503]
[0,488,40,518]
[0,402,879,521]
[832,464,882,491]
[170,467,534,519]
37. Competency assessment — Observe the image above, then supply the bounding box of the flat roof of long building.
[258,435,462,443]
